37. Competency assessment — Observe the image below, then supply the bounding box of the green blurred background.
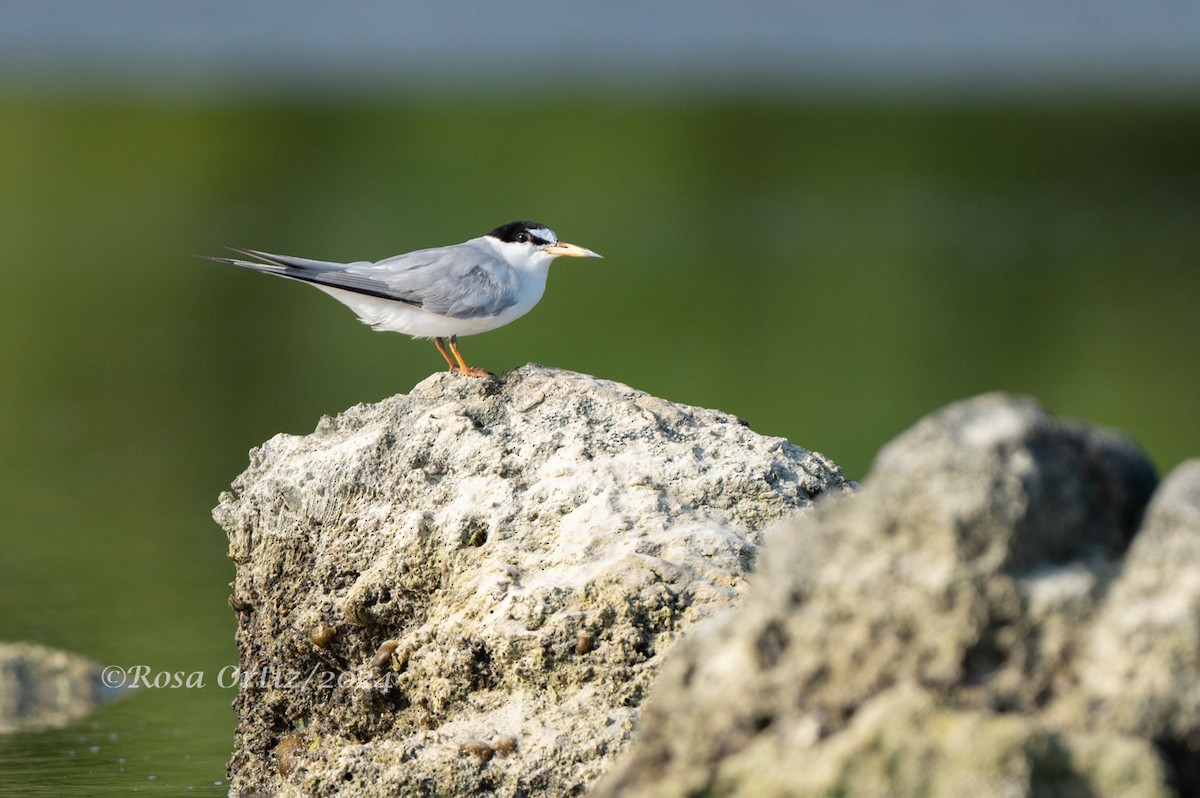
[2,4,1199,793]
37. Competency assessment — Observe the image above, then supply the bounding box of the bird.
[203,221,601,377]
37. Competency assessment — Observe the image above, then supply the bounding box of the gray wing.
[204,238,518,319]
[350,237,519,319]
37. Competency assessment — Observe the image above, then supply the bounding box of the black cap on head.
[487,220,556,246]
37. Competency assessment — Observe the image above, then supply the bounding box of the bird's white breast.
[313,268,548,339]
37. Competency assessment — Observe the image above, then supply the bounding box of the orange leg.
[447,335,493,378]
[434,337,458,372]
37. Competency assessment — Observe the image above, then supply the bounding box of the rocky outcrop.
[217,373,1200,797]
[595,394,1200,798]
[212,364,851,796]
[0,641,120,734]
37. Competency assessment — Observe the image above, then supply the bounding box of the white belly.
[313,283,545,339]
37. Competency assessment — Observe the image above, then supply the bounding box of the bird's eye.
[516,232,529,243]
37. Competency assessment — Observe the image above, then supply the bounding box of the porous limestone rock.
[596,394,1200,798]
[1069,459,1200,784]
[212,364,851,796]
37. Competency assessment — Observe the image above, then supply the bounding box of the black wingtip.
[196,253,239,265]
[224,247,300,268]
[196,248,287,267]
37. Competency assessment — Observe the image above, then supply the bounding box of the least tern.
[204,221,601,377]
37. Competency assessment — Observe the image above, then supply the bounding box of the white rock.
[213,364,850,796]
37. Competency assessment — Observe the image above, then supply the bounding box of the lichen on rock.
[212,364,851,796]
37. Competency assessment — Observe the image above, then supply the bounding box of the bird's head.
[487,221,602,268]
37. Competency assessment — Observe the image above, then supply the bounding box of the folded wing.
[205,239,519,320]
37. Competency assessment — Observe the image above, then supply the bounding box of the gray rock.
[0,641,121,734]
[1069,459,1200,754]
[212,364,850,796]
[595,393,1195,798]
